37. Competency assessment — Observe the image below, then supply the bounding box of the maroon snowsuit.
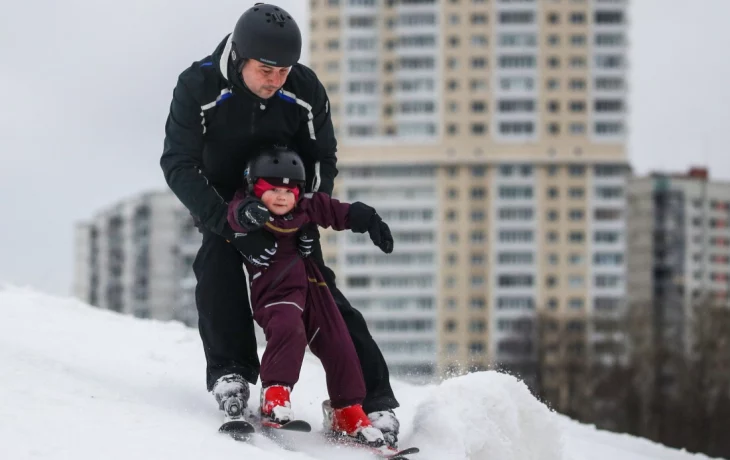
[227,191,366,408]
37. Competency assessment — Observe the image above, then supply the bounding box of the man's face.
[241,60,292,99]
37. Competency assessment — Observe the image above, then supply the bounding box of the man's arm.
[293,71,338,196]
[160,72,229,235]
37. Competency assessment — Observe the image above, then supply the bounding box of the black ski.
[325,434,419,459]
[218,419,255,441]
[382,447,420,459]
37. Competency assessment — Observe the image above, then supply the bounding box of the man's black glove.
[232,196,271,232]
[348,202,394,254]
[222,226,277,268]
[296,223,319,258]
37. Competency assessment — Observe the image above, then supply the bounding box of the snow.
[0,285,722,460]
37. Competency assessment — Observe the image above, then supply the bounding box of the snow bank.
[409,372,564,460]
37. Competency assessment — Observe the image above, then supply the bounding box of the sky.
[1,0,729,295]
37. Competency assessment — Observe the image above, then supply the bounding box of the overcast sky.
[1,0,729,296]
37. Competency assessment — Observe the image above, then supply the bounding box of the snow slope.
[0,286,721,460]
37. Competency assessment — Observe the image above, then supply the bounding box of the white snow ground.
[0,286,722,460]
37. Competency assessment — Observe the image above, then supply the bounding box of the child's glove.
[232,196,270,232]
[296,223,318,258]
[348,202,394,254]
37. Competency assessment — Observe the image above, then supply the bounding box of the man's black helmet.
[231,3,302,69]
[245,146,306,191]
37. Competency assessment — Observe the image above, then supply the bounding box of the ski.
[325,434,419,459]
[259,419,312,432]
[218,419,255,441]
[346,444,420,459]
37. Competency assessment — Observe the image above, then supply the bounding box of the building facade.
[627,169,730,363]
[74,191,201,327]
[310,0,630,389]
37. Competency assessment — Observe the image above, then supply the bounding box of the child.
[225,145,394,447]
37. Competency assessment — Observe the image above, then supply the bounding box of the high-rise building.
[310,0,630,389]
[627,168,730,362]
[74,191,201,327]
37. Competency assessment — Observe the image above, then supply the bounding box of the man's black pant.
[193,230,399,413]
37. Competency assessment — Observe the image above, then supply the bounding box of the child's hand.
[234,197,270,231]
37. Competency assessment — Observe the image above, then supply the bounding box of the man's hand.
[348,202,394,254]
[232,196,271,232]
[223,227,278,267]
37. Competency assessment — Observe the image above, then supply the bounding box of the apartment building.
[627,168,730,364]
[309,0,630,389]
[74,191,201,327]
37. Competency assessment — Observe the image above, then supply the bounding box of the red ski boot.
[330,403,386,447]
[260,385,294,426]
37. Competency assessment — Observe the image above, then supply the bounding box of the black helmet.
[245,146,306,192]
[231,3,302,69]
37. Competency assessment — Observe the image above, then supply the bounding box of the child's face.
[261,188,297,215]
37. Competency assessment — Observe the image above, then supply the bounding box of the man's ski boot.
[213,374,254,440]
[260,385,295,426]
[213,374,250,422]
[368,409,400,450]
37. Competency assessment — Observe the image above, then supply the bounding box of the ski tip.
[219,420,255,439]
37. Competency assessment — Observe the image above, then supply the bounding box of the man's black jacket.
[160,34,338,235]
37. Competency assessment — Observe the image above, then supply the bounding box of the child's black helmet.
[231,3,302,70]
[245,146,306,192]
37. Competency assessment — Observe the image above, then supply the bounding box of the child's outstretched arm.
[300,193,393,254]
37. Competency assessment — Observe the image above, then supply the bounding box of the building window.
[471,187,487,199]
[569,231,585,243]
[471,35,488,47]
[595,11,624,25]
[499,122,534,135]
[571,34,586,46]
[469,342,485,354]
[471,57,487,69]
[570,123,585,135]
[470,79,488,92]
[569,275,584,288]
[470,13,488,24]
[471,123,487,135]
[570,12,586,24]
[570,80,586,93]
[500,11,533,24]
[445,320,457,332]
[470,231,486,244]
[569,187,585,198]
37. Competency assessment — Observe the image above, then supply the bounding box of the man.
[160,2,401,447]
